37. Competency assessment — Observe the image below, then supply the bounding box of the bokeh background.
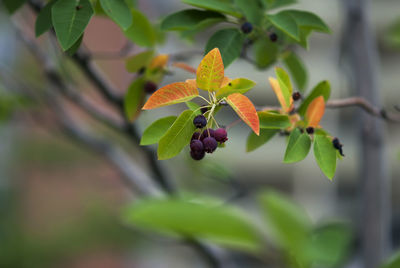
[0,0,399,267]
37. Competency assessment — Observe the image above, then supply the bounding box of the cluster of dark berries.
[190,115,228,160]
[332,137,345,156]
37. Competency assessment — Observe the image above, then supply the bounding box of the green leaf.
[100,0,133,30]
[161,9,225,31]
[124,9,156,47]
[158,110,196,160]
[304,223,352,266]
[233,0,263,25]
[180,17,225,39]
[205,28,245,68]
[185,101,201,114]
[35,0,57,37]
[246,129,278,152]
[2,0,26,14]
[284,10,331,34]
[283,51,308,93]
[258,190,312,251]
[283,128,311,163]
[253,36,279,69]
[123,196,261,252]
[313,134,336,180]
[52,0,94,51]
[258,111,291,129]
[216,78,255,98]
[182,0,241,18]
[267,12,300,41]
[125,50,155,73]
[381,251,400,268]
[261,0,297,10]
[140,116,177,146]
[298,80,331,116]
[66,34,83,56]
[275,67,292,108]
[124,78,145,121]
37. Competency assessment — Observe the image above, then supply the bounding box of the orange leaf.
[306,96,325,127]
[227,93,260,135]
[172,62,196,74]
[269,77,293,113]
[196,48,224,91]
[220,77,232,88]
[142,82,199,110]
[185,79,197,89]
[149,54,169,69]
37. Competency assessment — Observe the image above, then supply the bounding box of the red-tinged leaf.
[149,54,169,70]
[185,79,197,89]
[269,77,293,113]
[227,93,259,135]
[142,82,199,110]
[306,96,325,127]
[196,48,225,91]
[220,76,232,88]
[172,62,197,74]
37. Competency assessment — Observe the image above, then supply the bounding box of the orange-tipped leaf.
[196,48,224,91]
[306,96,325,127]
[269,77,293,113]
[172,62,197,74]
[142,82,199,110]
[227,93,260,135]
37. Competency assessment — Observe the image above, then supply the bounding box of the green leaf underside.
[140,116,177,145]
[123,196,261,252]
[261,0,297,10]
[124,78,145,121]
[161,9,225,31]
[268,12,299,41]
[182,0,242,18]
[313,134,336,180]
[125,50,155,73]
[158,110,196,160]
[66,34,83,56]
[180,17,226,39]
[258,190,312,251]
[100,0,133,30]
[205,28,245,68]
[253,36,279,69]
[284,128,311,163]
[275,67,292,108]
[283,10,331,33]
[298,80,331,116]
[3,0,26,14]
[258,111,291,129]
[233,0,263,25]
[185,101,201,114]
[246,129,278,152]
[52,0,94,51]
[216,78,255,98]
[35,0,56,37]
[283,51,308,92]
[124,9,156,47]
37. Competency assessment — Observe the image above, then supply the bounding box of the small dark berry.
[214,128,228,143]
[292,92,301,101]
[191,132,201,141]
[190,140,204,152]
[138,67,146,75]
[241,22,253,34]
[306,127,314,134]
[203,137,218,153]
[76,5,83,10]
[190,150,205,160]
[332,137,345,156]
[193,115,207,128]
[200,128,215,140]
[269,32,278,42]
[200,106,209,114]
[144,81,157,94]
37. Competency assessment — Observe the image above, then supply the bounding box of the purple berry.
[292,92,301,101]
[193,115,207,128]
[203,137,218,153]
[269,32,278,42]
[191,132,201,141]
[241,22,253,34]
[190,149,205,160]
[190,140,204,152]
[306,127,314,134]
[200,128,215,140]
[144,81,157,94]
[214,128,228,143]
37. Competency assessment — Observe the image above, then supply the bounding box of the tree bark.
[341,0,391,267]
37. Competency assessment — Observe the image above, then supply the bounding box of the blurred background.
[0,0,399,267]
